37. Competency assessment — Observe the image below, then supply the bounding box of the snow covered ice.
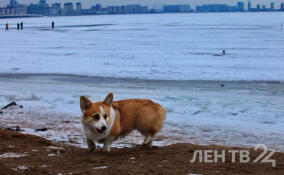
[0,12,284,151]
[1,12,284,81]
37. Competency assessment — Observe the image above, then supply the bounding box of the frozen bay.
[0,12,284,151]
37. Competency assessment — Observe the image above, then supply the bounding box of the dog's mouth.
[96,128,104,133]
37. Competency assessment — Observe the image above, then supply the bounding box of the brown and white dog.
[80,93,166,152]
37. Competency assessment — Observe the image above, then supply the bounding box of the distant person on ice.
[17,23,20,30]
[5,23,9,31]
[52,21,55,29]
[20,22,23,30]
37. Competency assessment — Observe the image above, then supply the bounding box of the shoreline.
[1,74,284,152]
[1,73,284,84]
[0,129,283,175]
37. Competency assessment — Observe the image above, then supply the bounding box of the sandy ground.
[0,129,283,175]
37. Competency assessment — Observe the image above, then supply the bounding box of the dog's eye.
[103,114,107,119]
[93,114,100,120]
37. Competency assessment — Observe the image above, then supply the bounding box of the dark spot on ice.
[64,53,75,56]
[2,126,24,132]
[15,126,22,132]
[229,112,238,116]
[260,121,275,125]
[12,68,20,70]
[193,111,201,115]
[35,128,48,132]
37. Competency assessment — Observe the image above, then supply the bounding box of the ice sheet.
[0,13,284,81]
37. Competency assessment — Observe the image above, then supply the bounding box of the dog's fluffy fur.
[80,93,166,152]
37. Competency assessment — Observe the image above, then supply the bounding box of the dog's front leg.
[103,137,113,152]
[86,138,96,152]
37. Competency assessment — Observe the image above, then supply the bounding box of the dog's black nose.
[101,125,107,131]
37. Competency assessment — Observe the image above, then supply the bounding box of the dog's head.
[80,93,114,134]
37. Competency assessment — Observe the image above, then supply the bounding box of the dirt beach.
[0,129,283,175]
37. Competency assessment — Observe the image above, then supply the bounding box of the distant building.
[39,0,47,8]
[124,4,148,14]
[95,4,102,11]
[196,4,229,12]
[64,2,73,15]
[248,1,251,10]
[76,2,82,12]
[27,0,48,15]
[248,2,273,12]
[0,8,4,15]
[14,4,27,14]
[237,2,245,11]
[49,7,59,16]
[0,0,27,15]
[270,3,274,10]
[107,4,147,14]
[49,3,61,16]
[41,0,50,15]
[52,3,61,9]
[27,4,40,14]
[9,0,18,8]
[106,6,121,14]
[195,2,248,13]
[163,5,192,13]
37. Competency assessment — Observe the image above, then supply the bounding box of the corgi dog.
[80,93,166,152]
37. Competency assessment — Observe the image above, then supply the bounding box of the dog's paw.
[102,147,111,153]
[88,147,95,152]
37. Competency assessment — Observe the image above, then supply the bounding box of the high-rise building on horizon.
[9,0,18,8]
[64,2,73,15]
[76,2,82,12]
[270,2,274,9]
[164,4,192,13]
[52,3,60,9]
[39,0,47,8]
[248,1,251,10]
[237,2,245,11]
[50,3,61,16]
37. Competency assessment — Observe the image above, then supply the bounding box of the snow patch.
[93,166,108,170]
[48,154,56,157]
[0,153,28,159]
[5,92,40,101]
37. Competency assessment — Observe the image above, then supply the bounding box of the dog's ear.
[103,93,113,107]
[80,96,91,113]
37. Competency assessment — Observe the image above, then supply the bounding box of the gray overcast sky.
[1,0,284,9]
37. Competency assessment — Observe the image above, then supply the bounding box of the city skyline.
[1,0,283,17]
[1,0,284,9]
